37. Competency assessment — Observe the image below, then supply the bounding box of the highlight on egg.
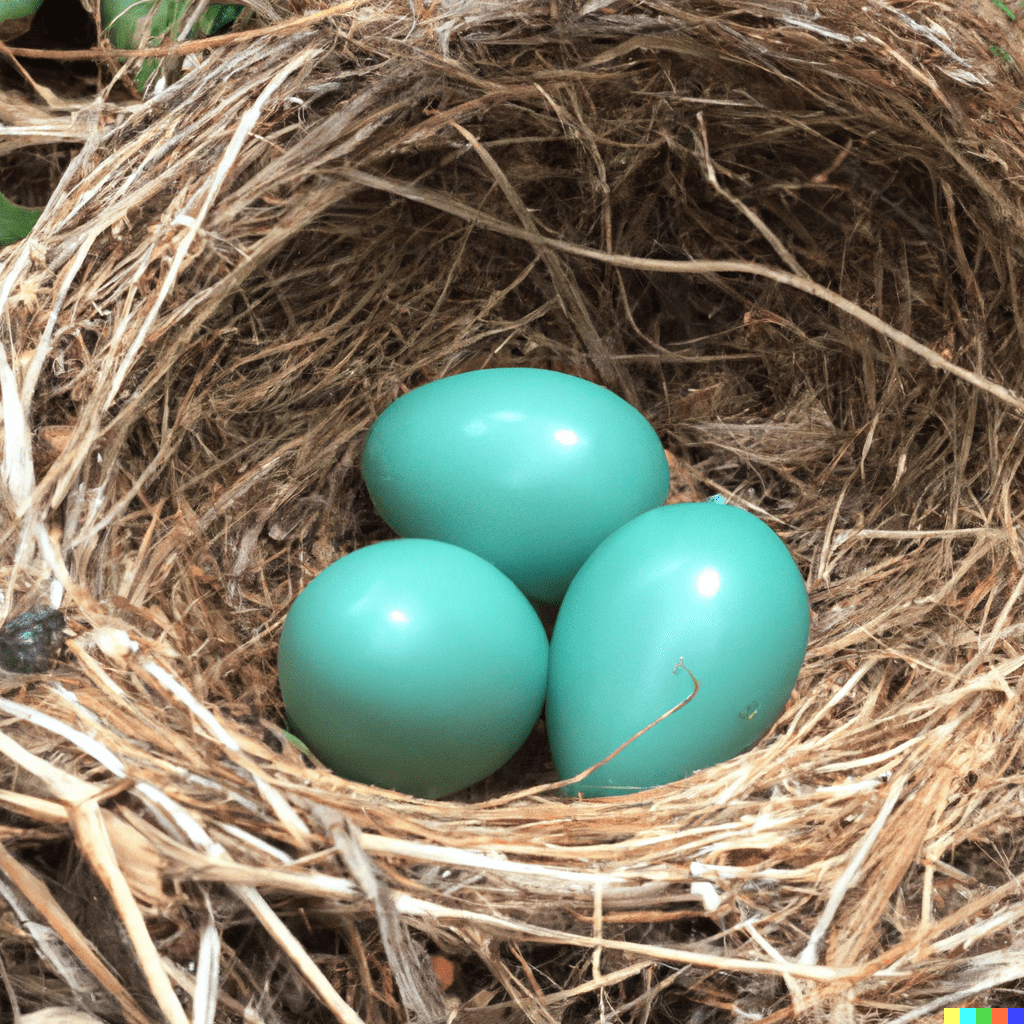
[277,538,549,798]
[360,367,670,603]
[546,501,810,798]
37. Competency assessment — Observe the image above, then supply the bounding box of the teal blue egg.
[546,503,810,798]
[360,368,669,603]
[278,539,548,798]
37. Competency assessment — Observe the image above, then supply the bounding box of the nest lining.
[1,0,1024,1021]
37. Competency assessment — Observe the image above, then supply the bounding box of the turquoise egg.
[546,503,810,797]
[360,368,669,603]
[277,539,548,798]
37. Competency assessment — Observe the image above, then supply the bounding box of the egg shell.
[546,502,810,797]
[277,538,548,798]
[360,368,670,603]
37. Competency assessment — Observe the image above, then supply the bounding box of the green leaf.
[282,729,313,756]
[197,3,242,35]
[0,0,46,24]
[0,192,41,247]
[101,0,243,92]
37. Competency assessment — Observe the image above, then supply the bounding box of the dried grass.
[1,0,1024,1020]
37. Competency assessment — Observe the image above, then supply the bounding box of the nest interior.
[2,0,1024,1021]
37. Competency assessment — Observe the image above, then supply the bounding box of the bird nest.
[2,0,1024,1021]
